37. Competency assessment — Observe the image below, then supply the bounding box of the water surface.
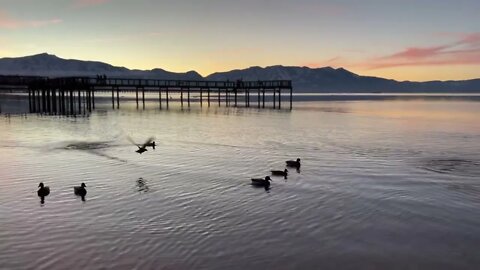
[1,98,479,269]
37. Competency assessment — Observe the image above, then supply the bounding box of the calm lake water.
[1,95,479,270]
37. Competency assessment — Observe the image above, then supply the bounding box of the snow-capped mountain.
[0,53,202,80]
[207,65,480,93]
[1,53,479,92]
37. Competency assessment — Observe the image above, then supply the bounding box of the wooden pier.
[0,76,293,115]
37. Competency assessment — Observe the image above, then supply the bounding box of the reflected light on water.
[0,98,480,269]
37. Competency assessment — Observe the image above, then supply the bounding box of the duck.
[271,168,288,178]
[74,183,87,197]
[128,137,155,154]
[145,141,156,150]
[37,182,50,197]
[286,158,301,168]
[251,176,272,188]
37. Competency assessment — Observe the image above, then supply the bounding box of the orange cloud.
[0,10,61,29]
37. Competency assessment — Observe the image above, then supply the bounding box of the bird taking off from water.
[127,136,156,154]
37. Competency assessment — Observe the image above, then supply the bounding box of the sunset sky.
[0,0,479,81]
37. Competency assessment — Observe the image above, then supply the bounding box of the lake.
[0,95,479,269]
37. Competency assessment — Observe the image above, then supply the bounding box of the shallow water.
[1,98,480,270]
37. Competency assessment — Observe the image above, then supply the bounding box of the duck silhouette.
[38,182,50,204]
[286,158,301,168]
[37,182,50,197]
[73,183,87,201]
[271,169,288,179]
[74,183,87,197]
[128,136,155,154]
[251,176,272,188]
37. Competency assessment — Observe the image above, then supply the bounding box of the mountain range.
[0,53,479,93]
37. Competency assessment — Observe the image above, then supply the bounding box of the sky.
[0,0,479,81]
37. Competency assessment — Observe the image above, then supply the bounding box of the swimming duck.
[74,183,87,197]
[37,182,50,197]
[271,169,288,178]
[286,158,301,168]
[251,176,272,188]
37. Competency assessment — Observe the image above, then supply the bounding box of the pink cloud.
[368,50,480,69]
[458,32,480,46]
[364,32,480,69]
[73,0,111,8]
[0,10,61,29]
[385,46,448,59]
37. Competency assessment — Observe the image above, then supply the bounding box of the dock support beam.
[181,89,184,107]
[273,90,276,109]
[208,89,211,107]
[234,89,238,107]
[116,87,120,109]
[225,89,229,107]
[111,88,115,109]
[70,91,74,115]
[52,89,57,114]
[262,90,265,108]
[257,89,261,108]
[136,88,139,108]
[78,90,81,113]
[245,89,248,107]
[46,89,50,114]
[31,90,35,112]
[278,89,281,109]
[28,90,32,112]
[166,89,169,109]
[159,89,162,109]
[92,90,95,110]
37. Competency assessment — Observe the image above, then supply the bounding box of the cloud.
[458,32,480,46]
[302,56,348,68]
[0,10,61,29]
[365,32,480,69]
[73,0,111,8]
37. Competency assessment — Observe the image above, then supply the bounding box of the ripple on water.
[419,158,480,177]
[2,100,480,270]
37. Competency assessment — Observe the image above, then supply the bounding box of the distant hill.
[207,65,480,93]
[0,53,202,80]
[1,53,479,92]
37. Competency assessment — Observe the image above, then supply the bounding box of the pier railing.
[23,77,291,89]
